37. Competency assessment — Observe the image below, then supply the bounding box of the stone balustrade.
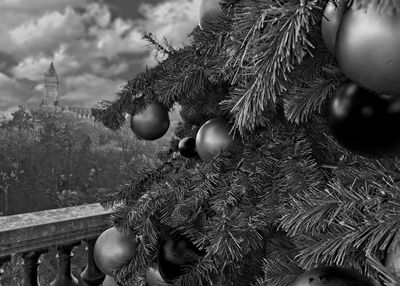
[0,203,115,286]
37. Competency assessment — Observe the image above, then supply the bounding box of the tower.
[41,62,59,107]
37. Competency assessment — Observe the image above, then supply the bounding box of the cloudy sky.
[0,0,201,117]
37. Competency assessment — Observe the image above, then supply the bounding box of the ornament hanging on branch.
[321,0,347,54]
[336,3,400,96]
[196,117,242,161]
[102,275,119,286]
[327,81,400,156]
[93,227,138,276]
[199,0,224,30]
[158,234,204,282]
[131,103,170,140]
[145,268,172,286]
[292,266,375,286]
[178,137,197,158]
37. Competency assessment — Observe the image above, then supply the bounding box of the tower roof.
[45,62,57,77]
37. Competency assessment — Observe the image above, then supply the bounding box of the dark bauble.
[145,268,172,286]
[179,105,208,127]
[336,4,400,96]
[196,118,242,161]
[178,137,197,158]
[321,0,347,54]
[199,0,224,30]
[292,266,375,286]
[328,82,400,156]
[93,227,137,275]
[131,103,170,140]
[158,236,203,282]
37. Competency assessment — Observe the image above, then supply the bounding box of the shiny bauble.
[93,227,137,275]
[321,1,347,54]
[328,82,400,156]
[102,275,119,286]
[385,243,400,276]
[131,103,170,140]
[145,268,172,286]
[158,236,203,282]
[292,266,375,286]
[196,118,242,161]
[336,4,400,96]
[199,0,224,30]
[179,105,208,126]
[178,137,197,158]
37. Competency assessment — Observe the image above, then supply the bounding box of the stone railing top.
[0,203,116,258]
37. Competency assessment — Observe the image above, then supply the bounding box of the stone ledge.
[0,203,115,258]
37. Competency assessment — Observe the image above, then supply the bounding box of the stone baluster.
[22,249,48,286]
[50,242,81,286]
[0,256,11,285]
[80,237,105,286]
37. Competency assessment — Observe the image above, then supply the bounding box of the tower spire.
[41,62,59,107]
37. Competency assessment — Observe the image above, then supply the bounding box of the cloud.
[0,0,201,113]
[0,73,31,111]
[61,74,124,108]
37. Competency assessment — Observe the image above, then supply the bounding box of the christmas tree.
[92,0,400,285]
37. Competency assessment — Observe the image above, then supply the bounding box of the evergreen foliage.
[93,0,400,285]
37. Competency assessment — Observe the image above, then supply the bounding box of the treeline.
[0,105,173,215]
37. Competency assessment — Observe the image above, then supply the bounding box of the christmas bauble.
[336,4,400,96]
[199,0,224,30]
[385,243,400,276]
[131,103,170,140]
[158,236,203,282]
[102,275,119,286]
[179,105,208,126]
[321,1,347,54]
[328,82,400,156]
[292,266,375,286]
[93,227,137,275]
[178,137,197,158]
[145,268,171,286]
[196,118,242,161]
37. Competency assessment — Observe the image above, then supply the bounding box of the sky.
[0,0,201,118]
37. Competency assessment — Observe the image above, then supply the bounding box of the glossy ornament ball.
[179,105,208,127]
[336,4,400,96]
[178,137,197,158]
[102,275,119,286]
[292,266,375,286]
[321,1,347,54]
[158,236,203,282]
[328,82,400,156]
[196,118,242,161]
[131,103,170,140]
[385,243,400,276]
[199,0,224,30]
[93,227,137,275]
[145,268,171,286]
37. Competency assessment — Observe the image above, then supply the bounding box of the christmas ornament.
[199,0,224,30]
[328,82,400,156]
[178,137,197,158]
[336,3,400,96]
[146,268,171,286]
[321,1,347,54]
[158,235,204,282]
[102,275,119,286]
[385,242,400,275]
[292,266,375,286]
[93,227,138,275]
[131,103,170,140]
[196,118,242,161]
[179,105,208,127]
